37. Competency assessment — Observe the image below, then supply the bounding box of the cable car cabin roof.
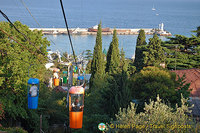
[69,86,84,94]
[28,78,39,84]
[77,76,84,80]
[53,68,60,72]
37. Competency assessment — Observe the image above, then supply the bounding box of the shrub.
[130,66,190,111]
[0,127,27,133]
[108,95,200,133]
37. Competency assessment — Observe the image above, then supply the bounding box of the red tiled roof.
[172,68,200,97]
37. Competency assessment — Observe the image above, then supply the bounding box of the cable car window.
[29,84,38,97]
[70,94,84,112]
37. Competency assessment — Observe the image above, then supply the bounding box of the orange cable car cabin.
[69,86,84,129]
[53,68,60,86]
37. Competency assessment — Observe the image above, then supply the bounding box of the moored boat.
[88,25,110,32]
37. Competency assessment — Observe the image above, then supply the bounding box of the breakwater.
[29,28,172,36]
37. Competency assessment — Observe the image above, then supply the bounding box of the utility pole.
[68,64,73,87]
[40,115,42,133]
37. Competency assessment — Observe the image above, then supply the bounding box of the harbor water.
[1,0,200,57]
[46,34,167,58]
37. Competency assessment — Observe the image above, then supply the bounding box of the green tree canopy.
[109,95,197,133]
[144,34,165,66]
[106,29,120,74]
[84,49,93,60]
[166,35,200,54]
[133,45,147,71]
[0,21,50,131]
[136,29,147,46]
[163,34,200,69]
[102,33,131,118]
[130,66,190,109]
[134,29,147,71]
[89,22,105,92]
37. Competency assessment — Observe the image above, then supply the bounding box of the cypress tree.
[89,22,104,91]
[103,48,131,118]
[133,45,147,71]
[144,34,165,66]
[134,29,147,71]
[106,29,120,74]
[120,48,128,72]
[136,29,147,46]
[103,31,131,118]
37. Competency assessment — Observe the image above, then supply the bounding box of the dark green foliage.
[130,66,191,111]
[163,34,200,69]
[127,65,136,76]
[89,22,104,92]
[1,21,198,133]
[83,70,131,131]
[166,35,200,54]
[0,127,28,133]
[43,92,68,126]
[144,34,165,66]
[0,21,67,132]
[106,29,120,74]
[134,34,164,71]
[84,50,93,74]
[102,72,131,118]
[82,80,110,132]
[134,29,147,71]
[0,21,49,128]
[104,34,131,118]
[83,29,131,132]
[133,45,148,71]
[136,29,147,46]
[85,59,92,74]
[84,49,93,60]
[119,48,128,72]
[175,74,191,101]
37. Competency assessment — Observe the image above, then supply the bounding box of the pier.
[29,27,172,36]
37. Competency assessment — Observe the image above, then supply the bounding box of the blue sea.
[1,0,200,57]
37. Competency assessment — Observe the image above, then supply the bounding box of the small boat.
[53,30,59,35]
[88,25,110,32]
[152,5,156,11]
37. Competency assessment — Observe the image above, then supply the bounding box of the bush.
[108,95,200,133]
[130,66,190,111]
[0,127,27,133]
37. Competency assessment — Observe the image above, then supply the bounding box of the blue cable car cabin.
[28,78,39,109]
[77,76,84,86]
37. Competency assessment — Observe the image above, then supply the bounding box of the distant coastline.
[30,27,172,36]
